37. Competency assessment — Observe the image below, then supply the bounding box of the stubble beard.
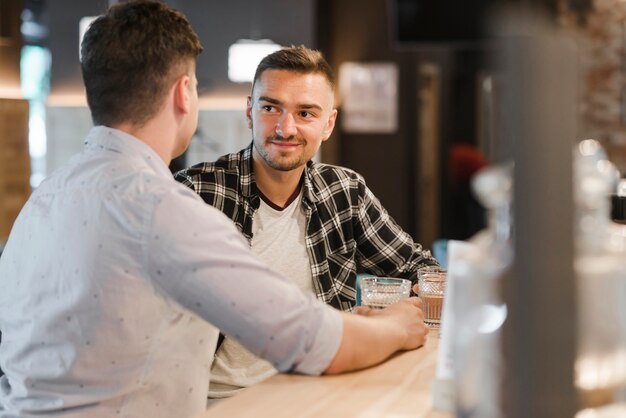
[253,135,307,172]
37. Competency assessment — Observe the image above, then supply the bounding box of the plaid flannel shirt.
[174,144,439,311]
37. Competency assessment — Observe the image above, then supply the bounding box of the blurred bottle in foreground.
[451,162,513,418]
[574,139,626,416]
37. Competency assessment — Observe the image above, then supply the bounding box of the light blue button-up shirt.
[0,126,342,418]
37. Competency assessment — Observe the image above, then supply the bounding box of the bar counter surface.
[197,333,451,418]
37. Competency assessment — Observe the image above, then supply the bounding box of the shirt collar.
[238,142,320,204]
[84,126,173,179]
[301,161,320,204]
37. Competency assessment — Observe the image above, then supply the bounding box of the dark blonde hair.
[80,0,203,127]
[252,46,335,90]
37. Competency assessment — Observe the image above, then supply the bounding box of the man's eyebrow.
[299,103,323,111]
[257,96,282,105]
[257,96,323,111]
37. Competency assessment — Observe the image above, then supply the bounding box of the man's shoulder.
[308,162,364,187]
[173,148,252,195]
[172,149,251,204]
[175,151,244,181]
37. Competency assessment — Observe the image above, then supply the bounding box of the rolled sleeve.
[290,303,342,375]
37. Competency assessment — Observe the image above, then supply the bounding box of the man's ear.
[174,75,191,115]
[245,96,253,129]
[322,108,338,142]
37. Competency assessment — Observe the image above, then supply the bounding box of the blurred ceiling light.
[228,39,282,83]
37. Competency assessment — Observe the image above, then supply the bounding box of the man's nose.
[276,113,297,138]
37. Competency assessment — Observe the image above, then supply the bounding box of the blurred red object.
[449,144,489,184]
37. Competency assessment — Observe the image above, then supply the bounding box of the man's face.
[247,69,337,172]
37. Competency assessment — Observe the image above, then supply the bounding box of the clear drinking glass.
[418,268,447,327]
[359,277,411,309]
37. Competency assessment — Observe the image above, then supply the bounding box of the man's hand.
[324,296,430,374]
[353,297,429,350]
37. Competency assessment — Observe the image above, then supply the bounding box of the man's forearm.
[323,299,428,374]
[323,313,405,374]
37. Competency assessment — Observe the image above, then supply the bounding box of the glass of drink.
[360,277,411,309]
[418,268,447,327]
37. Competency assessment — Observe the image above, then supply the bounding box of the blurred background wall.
[0,0,605,249]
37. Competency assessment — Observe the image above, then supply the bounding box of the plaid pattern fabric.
[174,143,439,311]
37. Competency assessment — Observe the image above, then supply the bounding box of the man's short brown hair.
[252,46,335,90]
[80,0,203,127]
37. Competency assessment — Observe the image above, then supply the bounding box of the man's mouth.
[268,137,305,147]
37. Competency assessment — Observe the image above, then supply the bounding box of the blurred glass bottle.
[452,162,513,418]
[573,139,626,413]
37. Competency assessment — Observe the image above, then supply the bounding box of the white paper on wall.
[338,62,398,134]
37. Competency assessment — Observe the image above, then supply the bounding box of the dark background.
[15,0,582,246]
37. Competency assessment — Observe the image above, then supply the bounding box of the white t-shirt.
[208,189,314,398]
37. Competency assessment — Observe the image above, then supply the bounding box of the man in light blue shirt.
[0,2,429,417]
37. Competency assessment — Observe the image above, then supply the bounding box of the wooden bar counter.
[197,333,451,418]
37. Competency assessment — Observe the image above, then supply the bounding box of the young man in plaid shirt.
[175,46,438,399]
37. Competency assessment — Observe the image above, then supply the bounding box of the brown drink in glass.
[418,268,447,327]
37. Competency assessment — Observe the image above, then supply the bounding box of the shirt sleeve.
[353,174,440,285]
[144,185,342,375]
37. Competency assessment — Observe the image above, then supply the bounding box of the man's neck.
[111,116,177,166]
[252,156,305,209]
